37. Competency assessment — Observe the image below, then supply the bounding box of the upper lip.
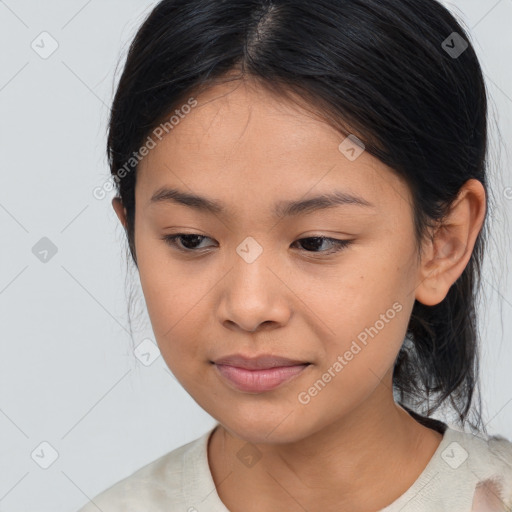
[213,354,310,370]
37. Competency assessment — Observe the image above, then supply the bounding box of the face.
[121,79,425,444]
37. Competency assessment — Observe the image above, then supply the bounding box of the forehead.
[136,80,411,216]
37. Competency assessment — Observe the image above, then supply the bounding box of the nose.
[216,248,292,333]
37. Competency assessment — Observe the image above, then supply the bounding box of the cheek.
[305,248,414,371]
[134,234,207,365]
[305,250,411,325]
[296,285,409,420]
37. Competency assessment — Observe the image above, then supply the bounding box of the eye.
[291,236,353,255]
[162,233,352,255]
[161,233,215,251]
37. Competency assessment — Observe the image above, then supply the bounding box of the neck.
[208,382,443,511]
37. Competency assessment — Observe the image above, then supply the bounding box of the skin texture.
[112,78,486,511]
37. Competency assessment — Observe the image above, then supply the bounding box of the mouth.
[212,353,310,370]
[211,353,311,393]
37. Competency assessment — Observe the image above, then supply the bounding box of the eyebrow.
[149,186,376,218]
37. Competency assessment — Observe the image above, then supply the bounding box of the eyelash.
[161,233,353,255]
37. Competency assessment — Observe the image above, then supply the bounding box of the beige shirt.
[76,423,512,512]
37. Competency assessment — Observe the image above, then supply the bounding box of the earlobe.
[112,196,128,229]
[414,179,486,306]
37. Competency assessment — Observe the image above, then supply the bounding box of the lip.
[212,354,311,393]
[212,354,310,370]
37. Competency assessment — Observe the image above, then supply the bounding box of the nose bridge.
[231,234,277,297]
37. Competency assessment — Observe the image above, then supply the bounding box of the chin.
[216,411,316,446]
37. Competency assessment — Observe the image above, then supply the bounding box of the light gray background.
[0,1,511,511]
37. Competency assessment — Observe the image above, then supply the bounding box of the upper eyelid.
[164,233,348,241]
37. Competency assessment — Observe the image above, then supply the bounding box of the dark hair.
[106,0,506,434]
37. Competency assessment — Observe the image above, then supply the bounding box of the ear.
[415,179,486,306]
[112,196,128,229]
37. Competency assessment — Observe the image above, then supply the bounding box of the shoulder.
[379,424,512,512]
[75,429,212,512]
[448,427,512,509]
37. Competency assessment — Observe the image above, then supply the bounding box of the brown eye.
[292,236,352,254]
[161,234,352,255]
[161,233,215,252]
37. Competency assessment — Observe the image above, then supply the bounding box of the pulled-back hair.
[106,0,506,434]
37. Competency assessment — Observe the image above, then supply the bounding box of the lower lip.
[214,363,310,392]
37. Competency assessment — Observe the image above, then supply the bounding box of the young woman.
[78,0,512,510]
